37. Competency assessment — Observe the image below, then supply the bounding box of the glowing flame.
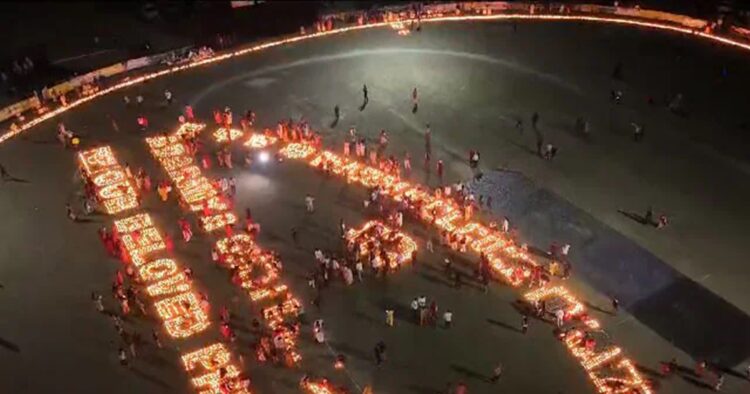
[78,146,139,214]
[244,134,278,149]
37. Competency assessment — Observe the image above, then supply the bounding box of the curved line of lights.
[1,13,749,145]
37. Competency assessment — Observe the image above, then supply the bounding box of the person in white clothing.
[443,310,453,328]
[305,194,315,212]
[355,261,364,281]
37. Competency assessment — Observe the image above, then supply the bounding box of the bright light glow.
[258,151,270,163]
[214,233,303,366]
[301,378,343,394]
[146,128,235,227]
[245,134,277,149]
[182,343,251,393]
[175,122,207,139]
[282,145,651,394]
[77,146,139,214]
[213,127,244,143]
[5,12,750,145]
[345,220,417,269]
[111,211,246,393]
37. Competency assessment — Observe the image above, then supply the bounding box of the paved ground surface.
[1,19,749,393]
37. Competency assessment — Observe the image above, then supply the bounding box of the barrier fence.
[2,3,750,144]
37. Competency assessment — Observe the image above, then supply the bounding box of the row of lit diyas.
[153,124,304,367]
[244,134,278,149]
[213,234,303,366]
[145,134,238,232]
[176,122,208,139]
[114,213,250,393]
[278,143,651,394]
[4,12,750,145]
[282,145,536,286]
[300,377,343,394]
[77,146,139,214]
[523,286,651,393]
[214,128,245,144]
[345,220,417,270]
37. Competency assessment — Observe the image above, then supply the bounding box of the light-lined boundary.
[2,12,750,144]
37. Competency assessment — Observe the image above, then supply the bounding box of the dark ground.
[1,19,749,393]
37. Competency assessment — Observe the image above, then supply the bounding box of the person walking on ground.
[385,309,394,327]
[374,341,386,365]
[631,122,644,142]
[66,204,77,222]
[305,194,315,213]
[92,291,104,312]
[411,87,419,113]
[443,309,453,328]
[611,296,619,314]
[411,298,419,322]
[152,330,162,348]
[0,163,12,182]
[531,112,539,130]
[490,362,503,383]
[334,105,340,120]
[424,123,432,159]
[355,260,363,281]
[164,89,172,105]
[363,84,368,103]
[118,347,128,367]
[521,314,529,334]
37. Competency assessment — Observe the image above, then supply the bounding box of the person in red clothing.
[137,115,148,131]
[220,321,233,341]
[436,159,444,181]
[213,109,222,125]
[164,233,174,252]
[178,218,193,242]
[184,105,194,120]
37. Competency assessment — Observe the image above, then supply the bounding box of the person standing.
[374,341,386,365]
[305,194,315,213]
[363,84,368,103]
[92,292,104,313]
[184,105,194,120]
[443,309,453,328]
[411,87,418,113]
[118,347,128,367]
[411,298,419,322]
[490,362,503,383]
[334,105,340,120]
[631,122,644,142]
[424,124,432,159]
[521,315,529,334]
[164,89,172,105]
[611,296,619,314]
[385,309,394,327]
[152,330,162,349]
[66,204,77,221]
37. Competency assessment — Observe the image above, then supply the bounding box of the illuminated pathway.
[146,124,356,393]
[77,146,249,394]
[277,142,652,394]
